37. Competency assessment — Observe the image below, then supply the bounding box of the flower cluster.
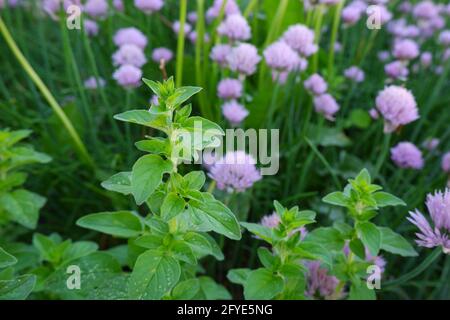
[112,27,147,88]
[304,74,339,121]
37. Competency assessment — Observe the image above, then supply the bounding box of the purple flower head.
[210,44,232,67]
[393,39,419,61]
[113,64,142,88]
[399,1,412,13]
[217,14,251,41]
[369,108,379,119]
[227,43,261,76]
[150,95,159,106]
[282,24,317,57]
[413,1,439,20]
[84,76,105,89]
[304,73,328,96]
[217,78,242,100]
[334,41,342,53]
[313,94,340,121]
[84,0,108,19]
[442,152,450,173]
[439,30,450,46]
[112,44,147,68]
[305,261,341,300]
[263,41,300,72]
[422,138,439,151]
[152,47,173,63]
[134,0,163,14]
[113,0,123,11]
[344,66,365,82]
[188,31,210,44]
[84,19,99,37]
[206,0,240,22]
[113,27,147,49]
[208,151,261,192]
[390,142,424,169]
[188,11,197,24]
[375,86,419,133]
[260,212,281,229]
[378,50,390,62]
[221,100,249,125]
[172,21,192,36]
[408,189,450,253]
[384,60,409,80]
[420,52,433,67]
[43,0,81,17]
[376,5,393,25]
[342,5,363,25]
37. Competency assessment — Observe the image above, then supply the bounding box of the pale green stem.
[175,0,187,87]
[328,1,344,77]
[0,17,94,168]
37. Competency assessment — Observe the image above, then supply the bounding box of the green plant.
[0,129,51,300]
[228,169,418,300]
[76,77,241,300]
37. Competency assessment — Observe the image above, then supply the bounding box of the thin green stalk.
[175,0,187,87]
[304,137,342,190]
[312,5,325,72]
[384,248,442,288]
[0,17,94,168]
[328,1,344,77]
[243,0,259,18]
[195,0,210,119]
[374,133,391,178]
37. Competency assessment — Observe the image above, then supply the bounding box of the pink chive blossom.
[438,30,450,46]
[342,5,363,26]
[188,31,210,44]
[393,39,420,61]
[43,0,81,17]
[112,44,147,68]
[305,261,341,300]
[442,152,450,173]
[375,86,419,133]
[282,24,318,57]
[217,78,242,100]
[369,108,379,120]
[206,0,240,23]
[210,44,232,67]
[113,0,123,11]
[84,76,105,89]
[221,100,249,125]
[226,43,261,76]
[413,1,440,20]
[334,42,342,53]
[84,19,99,37]
[260,212,308,239]
[304,74,328,96]
[420,52,433,67]
[151,47,173,63]
[113,27,148,49]
[187,11,197,24]
[150,95,159,106]
[390,142,424,169]
[113,65,142,88]
[344,66,365,82]
[260,212,281,229]
[134,0,163,14]
[399,1,412,13]
[172,21,192,36]
[263,41,301,73]
[208,151,261,192]
[408,189,450,254]
[378,50,390,62]
[422,138,440,151]
[84,0,108,19]
[313,94,340,121]
[217,14,251,41]
[384,60,409,80]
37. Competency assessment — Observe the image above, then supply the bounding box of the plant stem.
[0,17,94,168]
[175,0,187,87]
[374,133,391,178]
[384,248,442,288]
[328,1,344,77]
